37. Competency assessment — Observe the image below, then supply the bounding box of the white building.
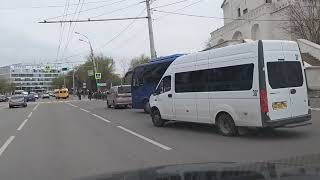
[210,0,294,46]
[0,63,63,92]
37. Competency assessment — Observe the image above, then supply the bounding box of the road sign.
[95,73,101,80]
[44,65,51,72]
[62,67,68,71]
[83,83,87,88]
[97,83,107,87]
[88,70,94,76]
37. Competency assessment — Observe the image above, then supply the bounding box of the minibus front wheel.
[151,108,165,127]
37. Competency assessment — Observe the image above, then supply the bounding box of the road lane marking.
[17,119,28,131]
[92,114,111,123]
[0,136,15,157]
[66,103,78,108]
[27,112,33,118]
[311,108,320,111]
[117,126,172,151]
[80,108,90,113]
[33,104,39,111]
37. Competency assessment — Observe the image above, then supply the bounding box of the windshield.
[11,96,24,99]
[0,0,319,179]
[267,61,304,89]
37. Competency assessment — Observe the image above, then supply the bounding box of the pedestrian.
[88,90,92,101]
[77,90,81,100]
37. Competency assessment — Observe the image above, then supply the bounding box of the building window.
[243,8,248,14]
[237,8,241,17]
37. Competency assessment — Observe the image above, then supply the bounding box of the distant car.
[9,95,27,108]
[0,95,8,102]
[26,94,36,102]
[42,93,50,99]
[107,85,132,109]
[30,92,39,99]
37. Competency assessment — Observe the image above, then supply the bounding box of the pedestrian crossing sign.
[95,73,101,80]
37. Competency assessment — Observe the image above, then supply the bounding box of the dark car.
[9,95,27,108]
[26,94,36,102]
[0,95,8,102]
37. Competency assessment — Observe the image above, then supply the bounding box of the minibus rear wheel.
[217,113,238,136]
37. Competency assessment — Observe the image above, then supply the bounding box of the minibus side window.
[163,76,171,92]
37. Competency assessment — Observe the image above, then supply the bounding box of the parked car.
[26,94,36,102]
[9,95,27,108]
[0,95,8,102]
[42,93,50,99]
[107,85,132,109]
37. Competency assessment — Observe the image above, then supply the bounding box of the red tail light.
[260,89,269,113]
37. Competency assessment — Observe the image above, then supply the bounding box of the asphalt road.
[0,97,319,179]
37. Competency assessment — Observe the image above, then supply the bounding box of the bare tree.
[284,0,320,44]
[119,59,130,78]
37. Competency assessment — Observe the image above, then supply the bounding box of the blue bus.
[131,54,184,113]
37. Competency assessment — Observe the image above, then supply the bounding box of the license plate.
[272,101,288,110]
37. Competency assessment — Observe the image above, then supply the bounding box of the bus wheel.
[151,109,165,127]
[217,113,238,136]
[144,101,150,114]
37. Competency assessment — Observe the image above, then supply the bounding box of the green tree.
[130,54,150,68]
[0,78,8,94]
[0,78,15,94]
[75,54,116,90]
[51,75,65,89]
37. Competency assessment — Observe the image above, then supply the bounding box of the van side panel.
[208,43,262,127]
[195,52,210,123]
[172,55,198,122]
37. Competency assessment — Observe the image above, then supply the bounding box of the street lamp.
[75,31,98,91]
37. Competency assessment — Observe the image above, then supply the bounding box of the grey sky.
[0,0,223,73]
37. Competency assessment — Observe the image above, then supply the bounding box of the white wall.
[222,0,268,24]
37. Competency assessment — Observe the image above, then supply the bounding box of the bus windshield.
[131,54,184,111]
[132,62,172,87]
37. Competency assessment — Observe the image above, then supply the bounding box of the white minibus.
[149,40,311,136]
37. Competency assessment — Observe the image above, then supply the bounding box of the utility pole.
[146,0,157,59]
[75,32,98,91]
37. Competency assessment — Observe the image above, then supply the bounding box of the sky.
[0,0,224,73]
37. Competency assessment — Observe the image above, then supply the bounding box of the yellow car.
[55,88,69,99]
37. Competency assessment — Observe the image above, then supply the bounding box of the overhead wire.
[52,7,147,63]
[90,1,145,19]
[56,0,71,61]
[0,0,125,10]
[43,0,132,21]
[153,10,308,22]
[151,0,190,9]
[61,0,84,59]
[153,0,204,20]
[99,7,147,49]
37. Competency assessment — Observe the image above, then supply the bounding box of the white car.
[149,40,311,136]
[9,95,27,108]
[42,93,50,99]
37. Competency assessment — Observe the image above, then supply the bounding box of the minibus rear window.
[118,86,131,94]
[267,61,303,89]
